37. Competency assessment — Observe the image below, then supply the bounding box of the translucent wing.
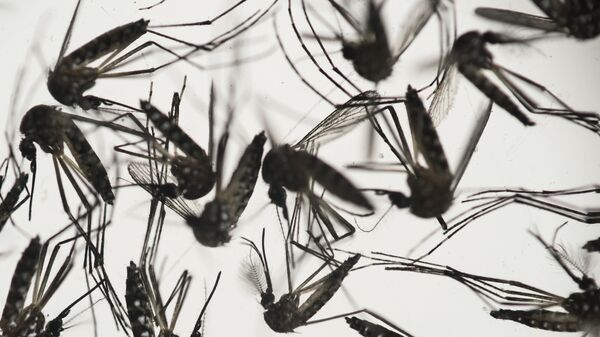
[428,62,458,127]
[293,91,382,150]
[393,0,436,59]
[128,162,201,219]
[475,7,560,32]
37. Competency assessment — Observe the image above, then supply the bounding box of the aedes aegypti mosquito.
[356,85,492,230]
[47,0,274,110]
[428,30,599,131]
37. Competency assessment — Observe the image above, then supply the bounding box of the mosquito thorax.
[170,157,215,200]
[406,172,453,218]
[564,289,600,318]
[187,201,232,247]
[452,31,492,67]
[20,105,67,154]
[263,294,299,333]
[342,41,393,83]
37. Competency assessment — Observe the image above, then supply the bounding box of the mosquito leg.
[288,0,355,98]
[273,17,335,106]
[301,0,362,92]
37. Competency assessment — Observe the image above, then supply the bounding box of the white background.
[1,0,600,336]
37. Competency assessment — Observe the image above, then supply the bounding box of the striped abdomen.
[405,86,449,173]
[297,152,373,210]
[458,63,534,126]
[62,20,149,68]
[297,254,361,323]
[63,120,114,204]
[491,309,582,332]
[125,262,155,337]
[0,173,28,231]
[140,101,210,161]
[0,237,41,333]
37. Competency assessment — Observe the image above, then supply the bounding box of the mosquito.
[359,85,491,230]
[368,230,600,334]
[428,29,599,130]
[242,228,362,333]
[297,0,454,85]
[129,86,266,247]
[584,237,600,253]
[426,185,600,257]
[46,0,271,111]
[0,146,30,233]
[476,1,600,40]
[262,91,380,223]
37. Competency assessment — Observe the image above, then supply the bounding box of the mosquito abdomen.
[0,237,41,333]
[297,254,361,323]
[62,20,149,68]
[345,316,405,337]
[459,63,534,126]
[490,309,582,332]
[125,262,155,337]
[64,122,115,204]
[298,152,373,210]
[140,101,210,161]
[0,173,28,231]
[405,86,449,173]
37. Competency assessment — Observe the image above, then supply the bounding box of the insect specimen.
[139,97,216,200]
[242,229,361,333]
[262,91,379,219]
[370,231,600,334]
[129,85,266,246]
[476,1,600,40]
[47,0,273,110]
[429,30,599,130]
[285,0,454,97]
[584,237,600,253]
[0,147,29,232]
[363,85,491,230]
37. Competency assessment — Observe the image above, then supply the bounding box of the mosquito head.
[387,191,411,209]
[187,201,232,247]
[579,276,598,292]
[19,138,36,162]
[44,312,67,337]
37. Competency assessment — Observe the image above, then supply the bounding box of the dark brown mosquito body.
[19,104,114,204]
[476,0,600,40]
[189,131,266,247]
[262,91,380,222]
[48,0,270,110]
[140,101,215,200]
[434,30,600,131]
[370,232,600,334]
[0,237,42,334]
[130,85,267,247]
[125,262,156,337]
[365,86,491,229]
[242,230,361,333]
[0,234,79,337]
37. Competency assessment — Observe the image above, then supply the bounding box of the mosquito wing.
[475,7,560,32]
[293,91,382,150]
[428,62,458,127]
[394,0,436,59]
[450,100,492,193]
[128,162,201,220]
